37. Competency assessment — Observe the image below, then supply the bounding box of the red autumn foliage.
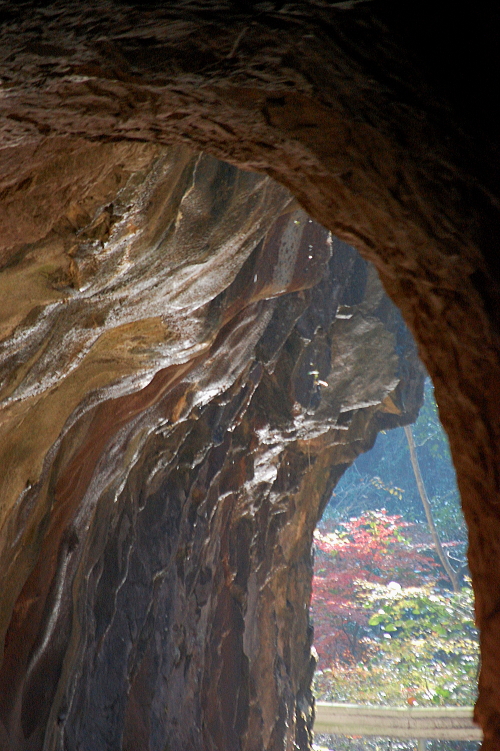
[311,510,437,667]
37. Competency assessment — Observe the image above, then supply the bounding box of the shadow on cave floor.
[311,378,480,751]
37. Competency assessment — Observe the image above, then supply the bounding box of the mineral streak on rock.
[0,143,424,750]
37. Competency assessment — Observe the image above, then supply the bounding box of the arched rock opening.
[1,3,499,748]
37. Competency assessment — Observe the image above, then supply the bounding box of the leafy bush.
[311,512,478,707]
[313,511,436,665]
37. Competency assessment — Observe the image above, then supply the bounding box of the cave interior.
[0,3,500,750]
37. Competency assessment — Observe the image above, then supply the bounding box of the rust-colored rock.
[1,2,499,748]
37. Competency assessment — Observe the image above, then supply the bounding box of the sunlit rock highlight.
[0,144,423,750]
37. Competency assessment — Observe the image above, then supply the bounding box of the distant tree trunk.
[404,425,460,593]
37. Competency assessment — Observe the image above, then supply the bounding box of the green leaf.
[368,613,386,626]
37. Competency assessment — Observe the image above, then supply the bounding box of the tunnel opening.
[312,377,481,751]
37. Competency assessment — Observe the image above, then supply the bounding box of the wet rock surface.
[0,145,423,750]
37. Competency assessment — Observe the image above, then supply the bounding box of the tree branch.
[404,425,460,593]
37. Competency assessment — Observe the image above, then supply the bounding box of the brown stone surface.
[0,143,423,749]
[1,2,499,748]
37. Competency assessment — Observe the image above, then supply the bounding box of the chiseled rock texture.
[0,145,424,751]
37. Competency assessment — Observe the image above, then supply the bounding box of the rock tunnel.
[0,2,499,750]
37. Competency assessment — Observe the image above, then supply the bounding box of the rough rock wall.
[3,4,499,742]
[0,144,423,750]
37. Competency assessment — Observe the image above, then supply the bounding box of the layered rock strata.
[0,146,423,750]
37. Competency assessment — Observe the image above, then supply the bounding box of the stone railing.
[314,702,482,749]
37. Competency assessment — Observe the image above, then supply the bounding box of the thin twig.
[404,425,460,593]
